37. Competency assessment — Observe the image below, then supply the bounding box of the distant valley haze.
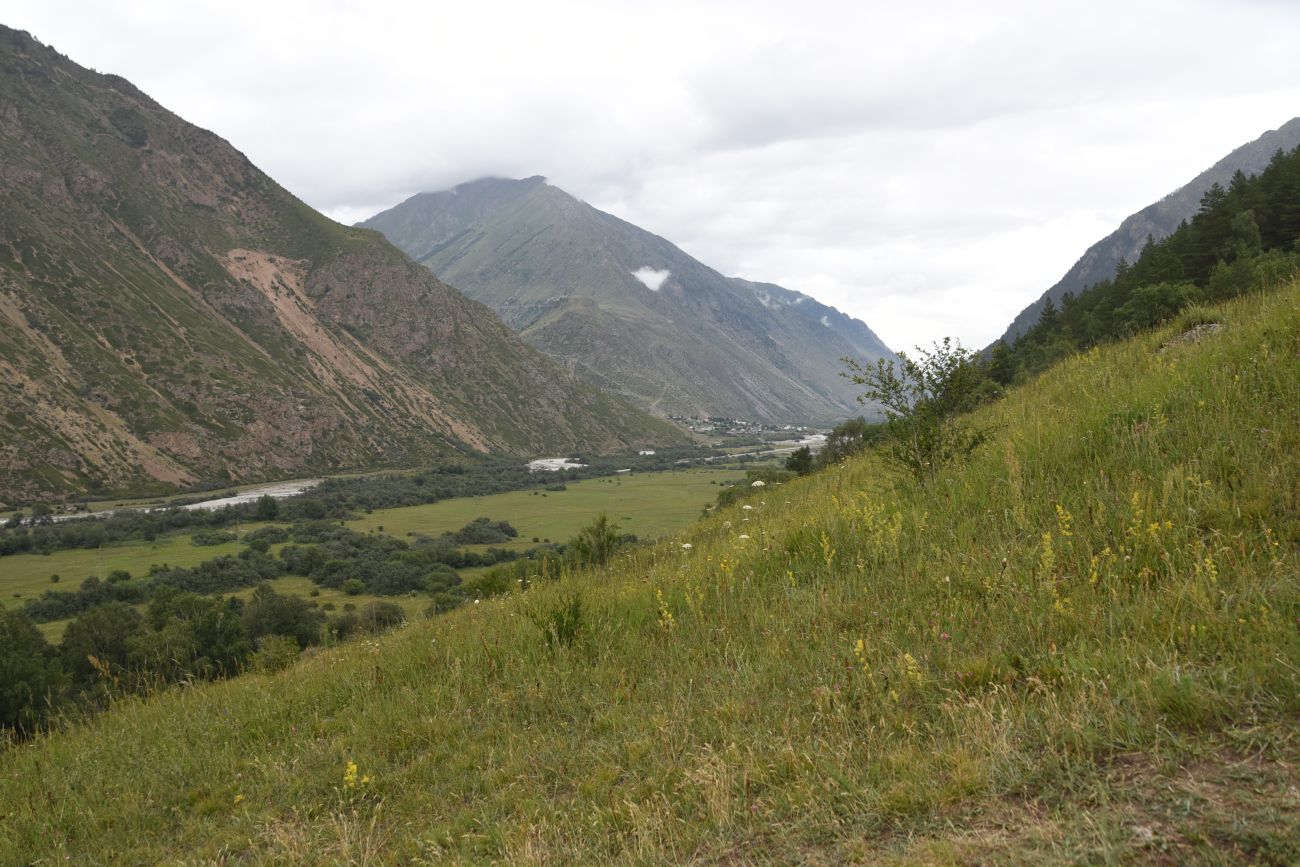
[5,0,1300,350]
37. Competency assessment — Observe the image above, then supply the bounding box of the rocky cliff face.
[362,177,894,424]
[0,27,680,503]
[997,117,1300,345]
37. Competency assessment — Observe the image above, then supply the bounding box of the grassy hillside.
[1,282,1296,863]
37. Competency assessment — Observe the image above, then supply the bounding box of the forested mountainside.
[997,117,1300,344]
[362,177,894,423]
[0,28,681,504]
[989,143,1300,383]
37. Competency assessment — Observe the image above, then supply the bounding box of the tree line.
[1,447,718,557]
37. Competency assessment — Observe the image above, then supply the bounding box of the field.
[0,467,745,640]
[0,534,242,610]
[345,466,745,544]
[2,283,1295,862]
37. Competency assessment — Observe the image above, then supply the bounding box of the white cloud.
[7,0,1300,349]
[632,267,671,291]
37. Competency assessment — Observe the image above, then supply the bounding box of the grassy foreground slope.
[1,284,1297,863]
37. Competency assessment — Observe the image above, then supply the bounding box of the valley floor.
[1,467,745,641]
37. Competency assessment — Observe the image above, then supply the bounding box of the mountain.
[0,27,680,503]
[360,177,893,423]
[997,117,1300,344]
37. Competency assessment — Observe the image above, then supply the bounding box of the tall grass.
[1,283,1297,863]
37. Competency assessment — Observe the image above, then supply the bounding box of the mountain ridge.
[997,116,1300,344]
[0,27,680,503]
[361,177,893,423]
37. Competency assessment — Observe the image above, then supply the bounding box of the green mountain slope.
[997,117,1300,344]
[0,28,681,504]
[3,279,1295,863]
[361,177,894,423]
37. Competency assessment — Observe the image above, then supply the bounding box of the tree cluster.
[1,583,408,739]
[18,516,528,625]
[843,338,995,482]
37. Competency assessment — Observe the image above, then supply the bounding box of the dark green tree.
[60,602,144,688]
[784,446,813,475]
[988,340,1016,386]
[132,588,251,681]
[241,584,325,649]
[253,495,280,522]
[0,608,66,733]
[815,416,885,468]
[1037,297,1059,328]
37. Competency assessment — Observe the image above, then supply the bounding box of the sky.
[6,0,1300,350]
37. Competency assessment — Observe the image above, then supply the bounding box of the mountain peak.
[449,175,548,195]
[362,181,893,423]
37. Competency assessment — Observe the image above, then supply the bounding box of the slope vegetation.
[362,177,894,423]
[0,28,679,504]
[1,281,1296,861]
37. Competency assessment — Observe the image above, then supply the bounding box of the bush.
[785,446,813,475]
[570,514,617,567]
[815,417,888,468]
[251,634,300,673]
[843,338,993,482]
[191,530,237,547]
[452,517,518,545]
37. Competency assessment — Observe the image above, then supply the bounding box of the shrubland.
[0,283,1296,863]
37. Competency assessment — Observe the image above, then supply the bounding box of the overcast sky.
[7,0,1300,350]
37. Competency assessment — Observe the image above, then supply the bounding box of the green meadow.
[345,466,745,543]
[0,533,247,608]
